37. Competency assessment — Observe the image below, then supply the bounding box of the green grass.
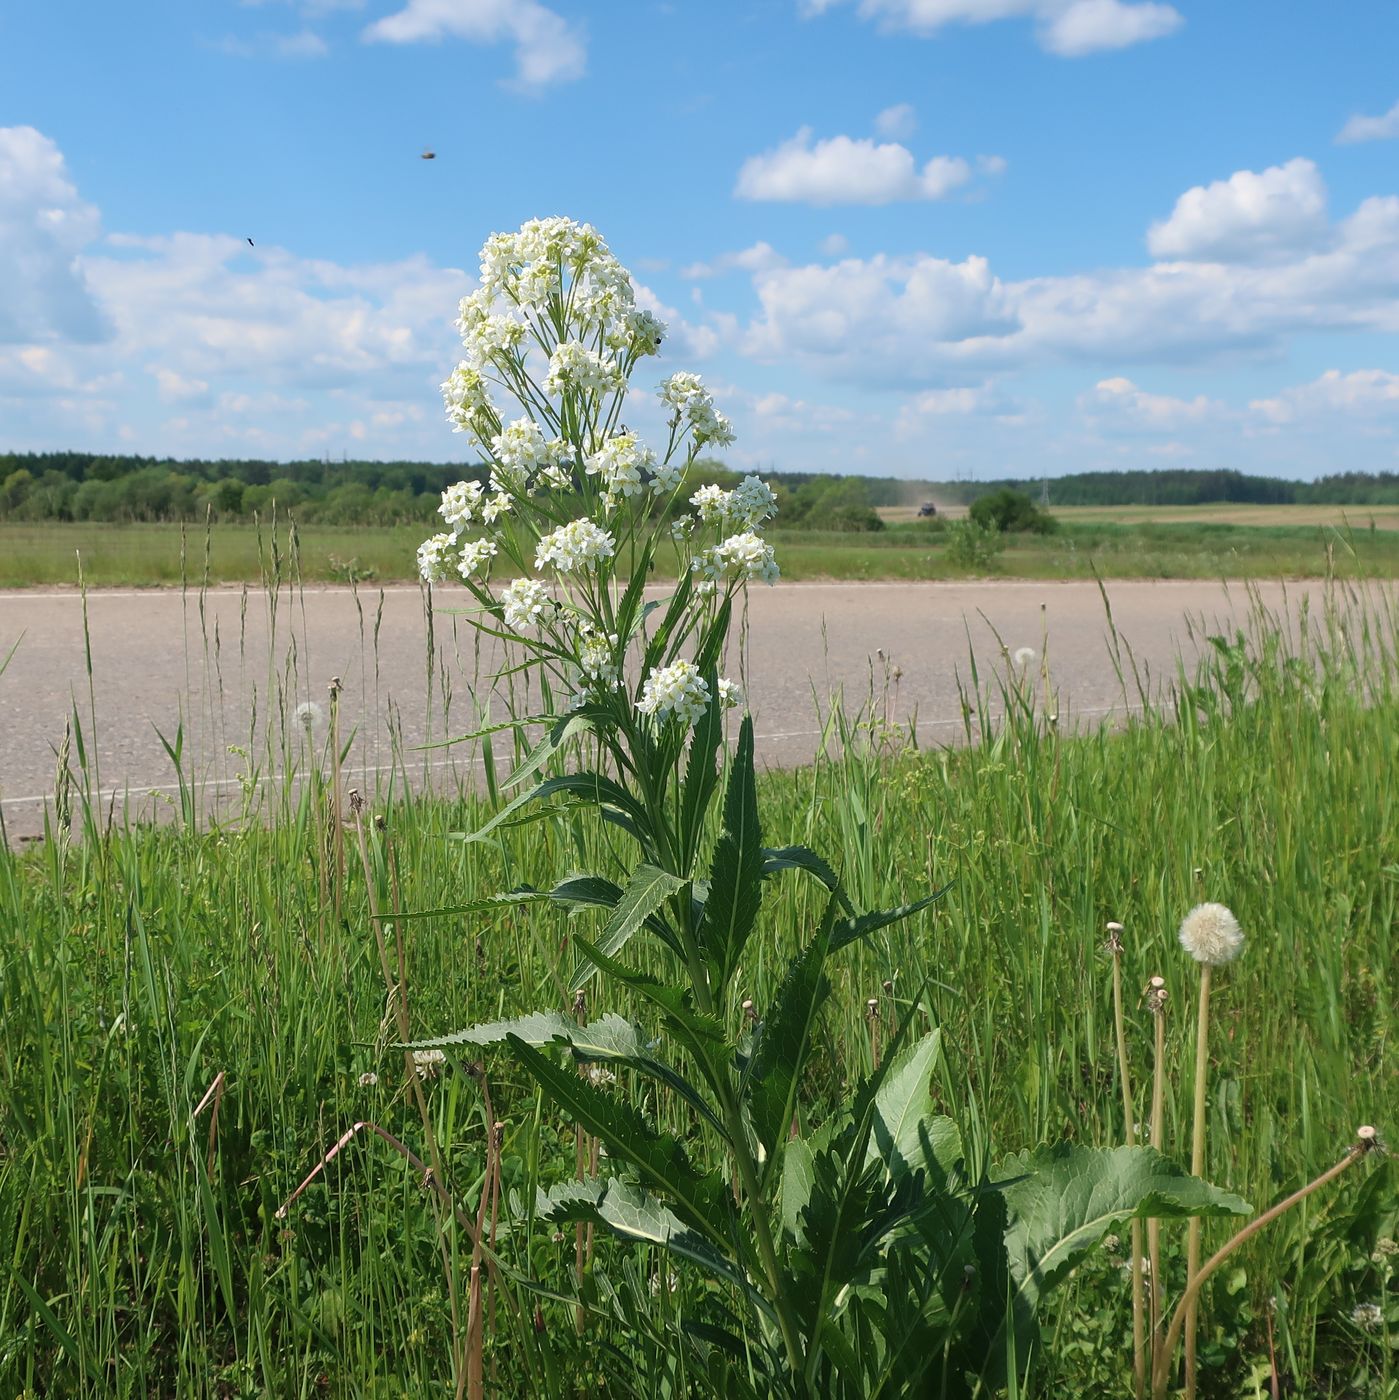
[0,581,1394,1396]
[4,515,1399,587]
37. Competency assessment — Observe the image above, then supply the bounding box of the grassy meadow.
[0,580,1395,1397]
[4,510,1399,588]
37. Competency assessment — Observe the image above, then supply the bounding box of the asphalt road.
[0,578,1306,839]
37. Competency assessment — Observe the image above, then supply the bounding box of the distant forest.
[3,452,1399,526]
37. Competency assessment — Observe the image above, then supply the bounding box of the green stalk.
[1109,927,1147,1400]
[1184,962,1212,1400]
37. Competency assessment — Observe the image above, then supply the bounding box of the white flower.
[729,475,777,526]
[718,678,744,710]
[1013,646,1037,668]
[660,372,735,447]
[412,1048,447,1079]
[535,519,616,574]
[623,307,666,356]
[670,515,695,540]
[1178,902,1245,967]
[357,1071,379,1088]
[417,532,457,584]
[501,577,557,631]
[585,431,655,500]
[1350,1301,1383,1332]
[457,538,497,579]
[440,479,485,530]
[689,483,732,526]
[545,341,623,398]
[491,417,551,492]
[482,490,512,524]
[650,457,683,495]
[441,362,494,440]
[585,1064,618,1088]
[464,311,527,365]
[293,700,325,733]
[576,628,621,690]
[637,660,711,728]
[694,532,780,590]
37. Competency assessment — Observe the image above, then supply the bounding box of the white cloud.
[806,0,1182,57]
[680,242,787,279]
[819,233,850,256]
[1147,158,1329,263]
[1336,99,1399,145]
[363,0,585,89]
[0,126,107,345]
[217,29,329,58]
[874,103,917,140]
[735,127,997,205]
[1249,369,1399,425]
[1083,376,1222,429]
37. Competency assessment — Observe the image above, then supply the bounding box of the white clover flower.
[491,417,551,492]
[500,577,556,631]
[357,1071,379,1088]
[417,532,457,584]
[457,538,497,579]
[718,678,744,710]
[293,700,325,733]
[576,628,621,690]
[441,362,494,440]
[1178,902,1245,967]
[412,1048,447,1079]
[1350,1301,1383,1332]
[694,532,780,590]
[585,1064,618,1089]
[637,660,711,729]
[545,342,623,398]
[535,519,616,574]
[440,479,485,530]
[729,475,777,526]
[585,431,655,500]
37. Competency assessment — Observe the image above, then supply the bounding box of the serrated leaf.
[746,892,837,1172]
[781,1136,816,1244]
[405,1010,578,1051]
[502,712,594,790]
[569,863,686,991]
[867,1030,962,1186]
[507,1033,732,1245]
[701,715,764,985]
[463,770,648,847]
[762,845,854,914]
[831,888,949,953]
[998,1143,1251,1310]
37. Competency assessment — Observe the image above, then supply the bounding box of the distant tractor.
[917,501,938,518]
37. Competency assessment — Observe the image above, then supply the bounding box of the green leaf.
[831,888,950,953]
[700,715,764,985]
[679,672,724,866]
[781,1135,816,1244]
[570,936,725,1046]
[998,1143,1251,1311]
[461,770,648,847]
[502,712,594,790]
[762,845,854,914]
[405,1010,579,1050]
[745,893,837,1172]
[866,1030,962,1187]
[569,863,686,991]
[506,1033,733,1245]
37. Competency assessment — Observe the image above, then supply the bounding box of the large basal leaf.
[700,715,764,986]
[507,1033,733,1245]
[568,863,686,990]
[866,1030,962,1188]
[998,1143,1252,1310]
[745,893,837,1171]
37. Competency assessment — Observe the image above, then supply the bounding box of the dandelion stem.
[1184,962,1212,1400]
[1110,930,1147,1400]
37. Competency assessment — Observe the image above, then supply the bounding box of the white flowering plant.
[398,219,1253,1394]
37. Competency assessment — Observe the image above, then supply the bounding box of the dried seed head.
[865,997,879,1020]
[741,998,756,1022]
[1178,902,1244,967]
[1104,920,1125,955]
[881,978,894,996]
[348,788,364,815]
[1145,975,1168,1014]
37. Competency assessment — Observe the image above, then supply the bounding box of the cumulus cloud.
[1336,99,1399,145]
[0,126,108,345]
[363,0,585,89]
[1147,158,1329,263]
[216,29,329,58]
[1083,376,1223,429]
[874,103,917,140]
[680,242,787,279]
[735,127,998,205]
[805,0,1182,56]
[1250,369,1399,424]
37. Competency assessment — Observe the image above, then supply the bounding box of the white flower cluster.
[500,577,557,631]
[718,678,743,710]
[417,531,457,584]
[545,341,625,399]
[441,362,495,442]
[693,531,780,591]
[576,627,621,690]
[659,372,735,448]
[689,476,778,530]
[458,538,498,579]
[585,431,664,500]
[440,479,485,530]
[489,417,573,495]
[535,518,617,574]
[637,660,711,728]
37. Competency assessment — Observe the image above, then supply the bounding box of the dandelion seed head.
[1351,1301,1383,1332]
[1178,902,1244,967]
[294,701,325,733]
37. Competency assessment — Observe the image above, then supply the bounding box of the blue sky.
[3,0,1398,479]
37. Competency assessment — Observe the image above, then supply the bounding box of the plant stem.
[1184,963,1212,1400]
[1112,942,1146,1400]
[1148,982,1167,1360]
[1152,1132,1375,1399]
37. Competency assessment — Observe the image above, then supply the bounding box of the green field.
[1,587,1394,1396]
[4,513,1399,587]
